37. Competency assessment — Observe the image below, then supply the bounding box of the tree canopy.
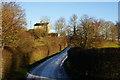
[2,2,26,47]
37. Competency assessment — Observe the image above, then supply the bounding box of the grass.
[103,43,120,48]
[97,41,120,48]
[34,42,47,46]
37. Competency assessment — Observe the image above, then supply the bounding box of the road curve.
[26,46,71,80]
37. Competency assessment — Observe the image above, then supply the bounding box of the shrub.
[18,29,34,54]
[2,49,12,79]
[29,46,48,64]
[67,47,120,79]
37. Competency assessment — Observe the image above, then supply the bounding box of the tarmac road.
[27,46,71,80]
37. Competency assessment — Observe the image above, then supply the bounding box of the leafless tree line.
[54,14,119,48]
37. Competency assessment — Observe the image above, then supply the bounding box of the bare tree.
[69,14,78,35]
[79,15,92,48]
[54,17,66,36]
[78,15,101,48]
[99,21,114,40]
[116,22,120,41]
[68,14,117,48]
[109,25,118,41]
[41,16,50,23]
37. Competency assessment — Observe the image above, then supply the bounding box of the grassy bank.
[5,46,68,80]
[2,37,68,80]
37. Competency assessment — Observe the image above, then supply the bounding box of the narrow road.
[27,46,71,80]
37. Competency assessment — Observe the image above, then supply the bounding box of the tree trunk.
[73,25,76,36]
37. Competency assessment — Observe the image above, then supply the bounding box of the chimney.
[40,21,42,23]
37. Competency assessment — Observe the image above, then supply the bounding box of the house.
[34,21,51,33]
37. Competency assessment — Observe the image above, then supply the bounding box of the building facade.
[34,21,51,33]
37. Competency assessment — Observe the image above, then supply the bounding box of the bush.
[48,45,60,56]
[2,49,12,79]
[18,29,35,54]
[29,46,48,64]
[67,47,120,79]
